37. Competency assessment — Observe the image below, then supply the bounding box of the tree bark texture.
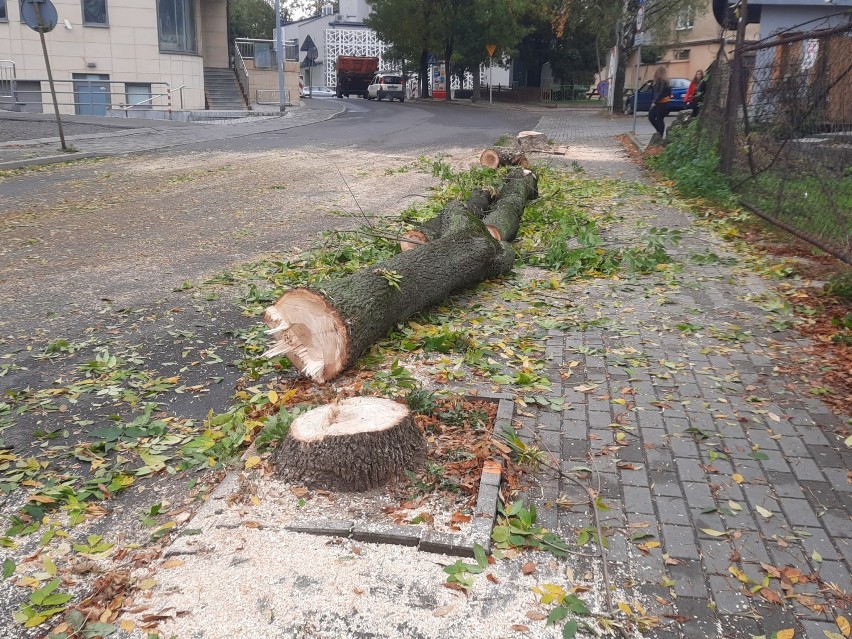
[399,188,495,251]
[481,169,538,242]
[264,214,516,383]
[479,148,529,169]
[274,397,426,492]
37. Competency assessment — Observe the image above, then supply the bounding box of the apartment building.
[0,0,228,115]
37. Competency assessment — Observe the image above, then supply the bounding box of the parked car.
[303,86,336,98]
[366,73,405,102]
[625,78,690,113]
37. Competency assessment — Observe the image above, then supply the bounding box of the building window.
[82,0,108,25]
[676,7,694,30]
[157,0,198,54]
[673,49,690,61]
[0,0,7,21]
[126,83,153,109]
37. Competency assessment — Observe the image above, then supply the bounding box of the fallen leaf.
[522,562,536,575]
[161,559,183,569]
[776,629,795,639]
[732,473,745,484]
[244,456,261,470]
[242,521,262,529]
[487,573,499,584]
[701,528,728,538]
[511,625,530,632]
[812,550,823,563]
[759,588,783,605]
[137,579,157,590]
[837,616,851,638]
[526,610,547,621]
[352,587,364,595]
[756,506,774,519]
[432,605,453,617]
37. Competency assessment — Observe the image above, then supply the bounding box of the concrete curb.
[0,151,101,171]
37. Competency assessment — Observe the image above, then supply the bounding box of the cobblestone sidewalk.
[515,125,851,638]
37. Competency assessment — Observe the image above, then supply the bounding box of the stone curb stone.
[352,522,422,547]
[285,518,354,537]
[0,151,100,170]
[419,530,475,558]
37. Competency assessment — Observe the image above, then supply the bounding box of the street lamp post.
[274,0,286,114]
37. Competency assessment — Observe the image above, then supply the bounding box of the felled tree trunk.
[400,188,495,251]
[480,148,529,169]
[274,397,426,492]
[264,213,515,383]
[482,169,538,242]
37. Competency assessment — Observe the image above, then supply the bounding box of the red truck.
[335,55,379,98]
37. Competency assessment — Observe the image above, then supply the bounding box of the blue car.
[625,78,690,113]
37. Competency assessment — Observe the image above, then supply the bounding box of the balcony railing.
[234,38,299,69]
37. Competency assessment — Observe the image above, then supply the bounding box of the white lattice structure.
[325,29,388,87]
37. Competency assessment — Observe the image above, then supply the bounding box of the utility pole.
[720,0,748,174]
[29,0,66,150]
[274,0,286,114]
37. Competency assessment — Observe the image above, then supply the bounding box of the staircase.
[203,67,249,110]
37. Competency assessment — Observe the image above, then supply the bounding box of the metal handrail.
[256,88,292,106]
[0,60,16,103]
[234,42,251,108]
[234,38,299,64]
[10,79,176,114]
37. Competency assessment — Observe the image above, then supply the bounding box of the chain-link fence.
[698,19,851,264]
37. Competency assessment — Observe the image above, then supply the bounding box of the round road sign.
[20,0,59,32]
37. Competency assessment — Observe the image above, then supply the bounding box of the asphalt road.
[0,99,551,638]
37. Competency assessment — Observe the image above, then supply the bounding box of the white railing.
[10,79,177,115]
[0,60,16,105]
[234,38,298,68]
[255,88,293,106]
[114,85,185,118]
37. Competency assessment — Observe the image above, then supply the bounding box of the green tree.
[229,0,277,39]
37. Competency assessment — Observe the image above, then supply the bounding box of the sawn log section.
[263,169,537,383]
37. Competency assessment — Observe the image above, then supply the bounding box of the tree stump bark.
[264,213,515,383]
[274,397,426,492]
[399,188,494,251]
[479,147,529,169]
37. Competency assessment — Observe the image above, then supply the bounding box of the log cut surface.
[274,397,427,492]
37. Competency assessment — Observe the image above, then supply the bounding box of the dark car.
[625,78,690,113]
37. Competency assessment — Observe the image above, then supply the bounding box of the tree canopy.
[230,0,277,39]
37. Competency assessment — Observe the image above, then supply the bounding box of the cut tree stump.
[274,397,426,492]
[516,131,549,153]
[479,147,529,169]
[264,212,516,383]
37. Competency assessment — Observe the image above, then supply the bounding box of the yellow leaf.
[618,602,632,616]
[250,495,261,506]
[732,473,745,484]
[244,456,262,470]
[138,578,157,590]
[756,506,774,519]
[838,616,851,638]
[43,557,57,576]
[120,620,136,632]
[268,390,279,405]
[701,528,728,538]
[729,566,750,583]
[161,559,184,569]
[776,629,795,639]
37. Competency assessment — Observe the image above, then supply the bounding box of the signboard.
[634,32,645,46]
[301,34,318,61]
[636,6,644,31]
[20,0,58,32]
[486,44,496,57]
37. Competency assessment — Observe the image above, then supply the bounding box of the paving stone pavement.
[515,123,851,638]
[0,100,343,166]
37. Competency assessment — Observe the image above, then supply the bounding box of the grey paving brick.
[681,481,716,512]
[789,457,826,481]
[778,498,822,529]
[623,485,656,515]
[730,530,772,564]
[668,435,700,458]
[674,457,707,483]
[537,409,561,432]
[656,494,690,525]
[650,471,684,497]
[816,559,852,592]
[794,424,831,447]
[562,418,588,439]
[672,596,717,638]
[807,444,846,468]
[765,471,806,499]
[662,523,700,559]
[819,510,852,539]
[708,575,750,613]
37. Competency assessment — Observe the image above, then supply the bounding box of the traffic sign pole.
[31,1,66,150]
[274,0,285,114]
[485,45,496,105]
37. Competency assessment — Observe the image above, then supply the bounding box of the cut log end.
[274,397,427,492]
[400,230,428,252]
[485,224,501,241]
[263,289,347,383]
[479,148,529,169]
